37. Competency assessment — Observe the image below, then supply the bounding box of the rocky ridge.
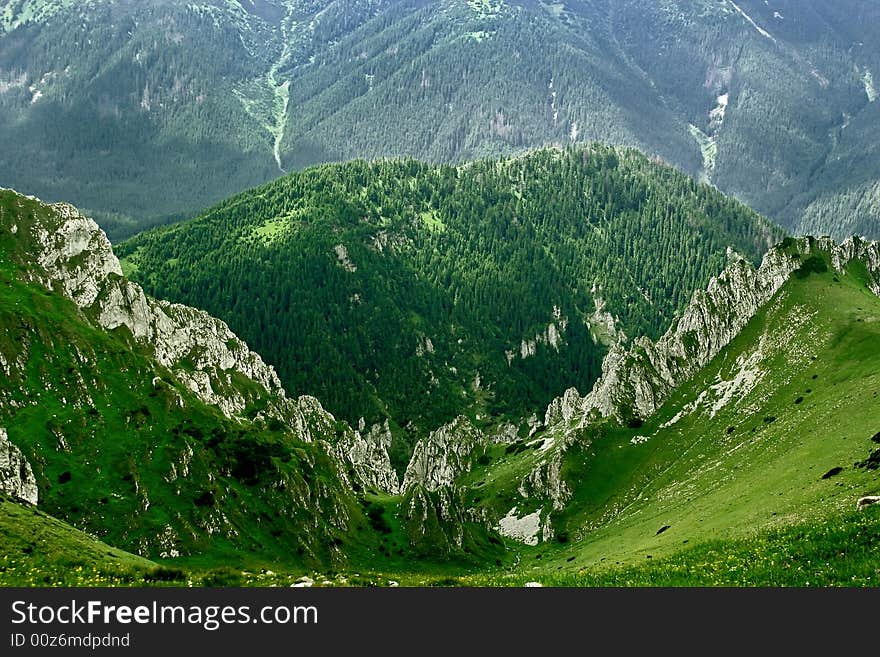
[0,189,399,496]
[333,419,400,494]
[567,236,880,428]
[22,198,301,421]
[504,236,880,545]
[402,416,484,492]
[547,244,803,428]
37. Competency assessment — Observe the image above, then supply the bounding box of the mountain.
[118,145,781,471]
[0,187,429,569]
[2,186,879,586]
[1,0,878,240]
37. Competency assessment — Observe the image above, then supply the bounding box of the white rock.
[3,190,400,494]
[0,428,38,505]
[333,419,400,494]
[497,507,543,546]
[403,416,484,491]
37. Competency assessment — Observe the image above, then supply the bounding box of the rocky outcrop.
[403,485,468,554]
[31,202,123,308]
[0,428,38,504]
[25,201,290,420]
[808,235,880,294]
[2,189,400,500]
[4,191,323,428]
[587,286,624,346]
[515,236,880,544]
[402,416,485,492]
[517,447,570,511]
[506,306,568,364]
[512,236,880,545]
[549,245,801,427]
[333,419,400,494]
[543,387,583,427]
[496,506,553,546]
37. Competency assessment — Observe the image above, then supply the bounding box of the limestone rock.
[2,189,398,494]
[543,387,583,427]
[402,416,485,492]
[517,448,570,511]
[402,484,469,554]
[496,506,553,546]
[333,419,400,494]
[0,428,38,504]
[556,245,802,427]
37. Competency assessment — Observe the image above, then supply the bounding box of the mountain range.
[1,0,879,589]
[0,0,878,240]
[1,169,878,585]
[118,145,780,471]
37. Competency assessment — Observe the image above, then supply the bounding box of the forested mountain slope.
[0,0,877,239]
[120,145,781,469]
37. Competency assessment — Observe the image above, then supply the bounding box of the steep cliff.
[552,245,802,427]
[333,419,400,495]
[402,416,485,492]
[1,188,398,489]
[556,237,880,429]
[9,193,310,424]
[496,236,880,546]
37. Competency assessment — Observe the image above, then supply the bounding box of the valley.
[0,0,879,590]
[1,177,878,586]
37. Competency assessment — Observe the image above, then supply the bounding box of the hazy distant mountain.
[1,0,878,239]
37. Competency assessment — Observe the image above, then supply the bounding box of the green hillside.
[0,495,161,587]
[2,184,878,587]
[119,145,780,470]
[452,240,880,582]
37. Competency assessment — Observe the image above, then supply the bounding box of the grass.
[546,256,880,570]
[0,191,389,571]
[463,505,880,587]
[0,496,159,587]
[450,248,880,581]
[5,493,877,587]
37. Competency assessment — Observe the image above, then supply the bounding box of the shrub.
[794,255,828,278]
[143,566,187,582]
[365,502,392,534]
[201,567,243,587]
[194,490,215,507]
